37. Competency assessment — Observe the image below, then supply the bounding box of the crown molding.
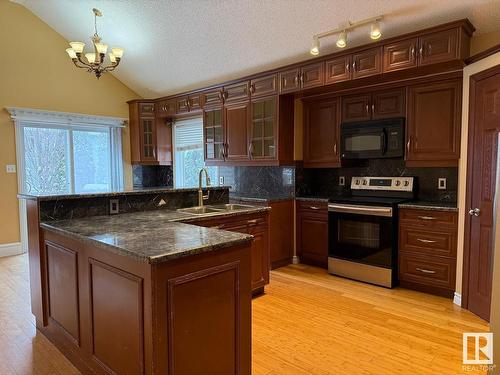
[6,107,127,128]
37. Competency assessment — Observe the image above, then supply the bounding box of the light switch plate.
[438,178,447,190]
[6,165,16,174]
[109,199,119,214]
[339,176,345,186]
[219,176,224,185]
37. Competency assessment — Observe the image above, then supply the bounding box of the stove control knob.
[362,180,367,185]
[355,179,360,185]
[395,180,401,186]
[404,180,410,187]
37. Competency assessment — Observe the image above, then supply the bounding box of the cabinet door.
[139,103,155,116]
[371,88,406,119]
[297,211,328,268]
[204,89,224,107]
[419,29,458,66]
[224,101,250,161]
[279,68,300,94]
[300,61,324,89]
[250,74,278,98]
[156,99,176,118]
[341,94,372,123]
[383,38,418,72]
[406,80,461,164]
[176,96,190,114]
[248,224,270,291]
[139,117,157,162]
[304,99,340,167]
[203,107,225,162]
[352,47,382,79]
[224,81,250,103]
[188,94,203,112]
[250,96,277,160]
[325,55,352,84]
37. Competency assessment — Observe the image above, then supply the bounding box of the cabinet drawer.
[399,208,457,229]
[399,253,455,290]
[188,94,203,112]
[279,68,300,94]
[224,81,250,103]
[297,201,328,217]
[203,89,224,106]
[156,100,176,117]
[250,74,278,97]
[139,103,155,115]
[176,96,190,114]
[400,226,456,257]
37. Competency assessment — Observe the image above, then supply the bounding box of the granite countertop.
[41,206,269,264]
[18,186,230,202]
[398,201,458,212]
[229,194,294,203]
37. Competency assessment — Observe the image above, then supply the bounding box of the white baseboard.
[453,292,462,307]
[0,242,24,257]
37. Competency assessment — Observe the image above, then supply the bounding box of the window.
[173,117,218,188]
[10,108,124,195]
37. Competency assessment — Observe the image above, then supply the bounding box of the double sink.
[177,204,256,216]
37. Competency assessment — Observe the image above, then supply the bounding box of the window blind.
[174,117,203,151]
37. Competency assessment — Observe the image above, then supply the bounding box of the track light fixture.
[309,15,383,55]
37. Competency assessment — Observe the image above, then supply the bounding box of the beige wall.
[0,2,139,246]
[471,30,500,56]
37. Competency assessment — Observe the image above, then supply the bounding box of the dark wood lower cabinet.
[296,200,329,268]
[39,229,252,375]
[398,208,458,298]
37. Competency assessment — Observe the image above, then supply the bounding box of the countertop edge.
[397,203,459,212]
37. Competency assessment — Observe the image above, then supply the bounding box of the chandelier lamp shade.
[65,8,124,79]
[309,15,383,55]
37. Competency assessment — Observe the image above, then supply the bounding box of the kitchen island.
[20,187,269,375]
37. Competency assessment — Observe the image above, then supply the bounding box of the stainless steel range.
[328,176,415,288]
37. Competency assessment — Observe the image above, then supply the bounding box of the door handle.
[418,216,436,221]
[468,208,481,217]
[406,137,411,154]
[417,238,437,244]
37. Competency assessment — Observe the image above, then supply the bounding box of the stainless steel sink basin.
[208,204,256,211]
[177,206,223,215]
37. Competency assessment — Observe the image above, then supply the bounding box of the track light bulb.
[370,21,381,40]
[310,37,320,56]
[336,31,347,48]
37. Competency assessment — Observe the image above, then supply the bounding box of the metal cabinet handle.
[411,45,415,60]
[294,75,299,85]
[419,46,424,57]
[249,83,255,94]
[428,44,432,54]
[406,137,411,154]
[417,238,437,244]
[469,208,481,217]
[346,63,350,72]
[365,104,369,114]
[352,61,356,71]
[371,103,375,114]
[299,73,304,85]
[416,268,436,274]
[333,142,337,155]
[152,148,156,159]
[309,206,320,210]
[247,219,259,224]
[418,216,436,221]
[248,142,253,159]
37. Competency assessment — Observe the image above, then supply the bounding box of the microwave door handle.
[380,131,387,155]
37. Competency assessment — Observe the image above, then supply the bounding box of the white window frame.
[7,107,126,253]
[172,116,219,188]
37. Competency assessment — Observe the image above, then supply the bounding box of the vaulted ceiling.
[16,0,500,98]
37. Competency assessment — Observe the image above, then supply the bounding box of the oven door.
[328,204,394,269]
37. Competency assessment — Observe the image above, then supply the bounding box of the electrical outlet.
[339,176,345,186]
[109,199,119,214]
[6,165,16,174]
[438,178,447,190]
[219,176,224,186]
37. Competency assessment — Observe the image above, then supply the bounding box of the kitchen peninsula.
[20,186,269,375]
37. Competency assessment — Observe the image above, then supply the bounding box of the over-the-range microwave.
[340,118,405,160]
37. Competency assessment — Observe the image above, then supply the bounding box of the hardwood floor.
[0,254,488,374]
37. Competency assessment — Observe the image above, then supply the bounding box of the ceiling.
[16,0,500,98]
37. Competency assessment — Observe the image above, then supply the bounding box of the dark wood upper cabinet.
[341,94,371,122]
[203,106,225,162]
[303,98,340,168]
[300,61,325,89]
[325,55,352,84]
[250,74,278,98]
[156,99,176,118]
[224,81,250,103]
[224,101,250,161]
[188,94,203,112]
[203,88,224,107]
[176,96,190,114]
[406,79,461,166]
[279,68,300,94]
[352,47,382,79]
[383,38,418,72]
[419,29,458,66]
[129,101,172,166]
[249,96,278,161]
[371,88,406,119]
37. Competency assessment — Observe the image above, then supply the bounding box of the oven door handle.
[328,204,393,217]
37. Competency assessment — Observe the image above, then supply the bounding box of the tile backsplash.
[133,165,173,188]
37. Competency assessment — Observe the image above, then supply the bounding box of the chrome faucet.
[198,168,211,207]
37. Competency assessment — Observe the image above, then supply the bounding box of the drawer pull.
[416,268,436,274]
[417,238,437,244]
[247,219,259,224]
[418,216,436,221]
[309,206,320,210]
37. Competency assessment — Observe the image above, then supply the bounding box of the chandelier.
[65,8,124,79]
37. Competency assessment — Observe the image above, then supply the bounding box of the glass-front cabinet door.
[204,107,225,161]
[140,117,156,161]
[250,97,277,160]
